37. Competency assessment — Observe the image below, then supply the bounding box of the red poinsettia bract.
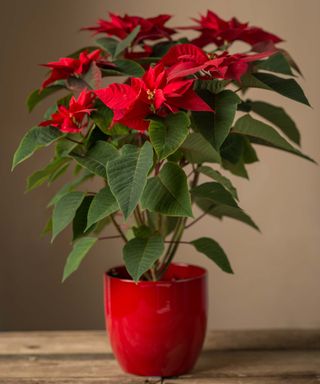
[41,49,102,89]
[183,10,282,48]
[83,13,176,43]
[40,90,95,133]
[95,63,212,132]
[162,43,274,82]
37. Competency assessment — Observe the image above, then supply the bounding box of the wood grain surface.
[0,330,319,383]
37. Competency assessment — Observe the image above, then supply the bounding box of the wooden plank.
[1,330,320,355]
[0,331,319,383]
[204,330,320,350]
[0,331,110,355]
[0,350,319,379]
[0,378,319,384]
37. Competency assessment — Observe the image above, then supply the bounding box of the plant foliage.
[12,9,314,282]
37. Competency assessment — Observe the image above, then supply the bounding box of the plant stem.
[154,161,162,176]
[136,205,145,225]
[161,218,180,266]
[65,137,84,145]
[185,212,207,229]
[84,120,95,139]
[98,235,122,240]
[190,164,200,189]
[158,217,187,279]
[186,169,195,178]
[150,267,157,281]
[156,166,200,279]
[133,209,142,226]
[110,214,127,243]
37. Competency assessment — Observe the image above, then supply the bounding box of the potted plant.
[12,9,314,377]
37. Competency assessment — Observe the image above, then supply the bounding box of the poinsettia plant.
[13,10,313,282]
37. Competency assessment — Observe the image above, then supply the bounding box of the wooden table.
[0,330,319,383]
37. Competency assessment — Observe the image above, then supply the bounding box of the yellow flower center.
[207,52,217,60]
[147,89,156,100]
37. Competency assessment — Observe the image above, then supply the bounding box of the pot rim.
[105,262,207,285]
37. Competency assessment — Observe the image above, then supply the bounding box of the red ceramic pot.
[104,263,208,377]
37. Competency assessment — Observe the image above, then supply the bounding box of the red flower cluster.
[84,13,176,43]
[162,43,274,82]
[36,11,283,134]
[95,63,212,132]
[41,49,102,89]
[184,10,282,48]
[40,90,95,133]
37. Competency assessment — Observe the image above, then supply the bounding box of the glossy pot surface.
[104,263,208,377]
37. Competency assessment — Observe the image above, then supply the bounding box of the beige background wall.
[1,0,319,331]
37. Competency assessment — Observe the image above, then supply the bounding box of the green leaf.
[239,73,270,90]
[73,196,94,240]
[198,166,238,200]
[163,216,180,236]
[151,41,182,56]
[12,126,63,170]
[52,191,86,241]
[62,237,97,282]
[96,37,118,56]
[250,101,300,145]
[132,225,153,239]
[71,141,118,178]
[113,59,145,77]
[27,84,65,112]
[191,90,240,150]
[192,182,259,230]
[41,217,52,237]
[181,133,221,164]
[220,134,258,178]
[255,52,294,76]
[48,170,93,207]
[86,186,119,230]
[55,136,79,157]
[212,90,241,149]
[48,162,70,183]
[202,204,259,230]
[93,216,112,235]
[85,125,109,147]
[146,213,179,237]
[83,62,102,89]
[191,110,214,145]
[26,157,69,192]
[135,57,161,66]
[253,73,310,106]
[109,123,130,137]
[149,112,190,160]
[123,234,164,281]
[191,237,233,274]
[106,142,154,220]
[233,115,314,162]
[100,68,126,77]
[192,182,238,208]
[280,49,303,76]
[91,104,113,134]
[222,158,248,178]
[141,162,193,217]
[114,26,141,57]
[195,79,230,94]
